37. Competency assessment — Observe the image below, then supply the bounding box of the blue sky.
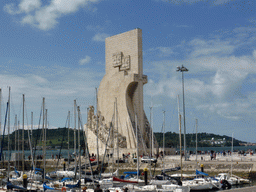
[0,0,255,143]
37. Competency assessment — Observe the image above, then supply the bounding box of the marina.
[0,1,255,188]
[0,149,255,191]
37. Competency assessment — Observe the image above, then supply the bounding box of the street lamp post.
[177,65,189,161]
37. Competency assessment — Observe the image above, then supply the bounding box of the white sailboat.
[215,172,249,185]
[215,133,250,186]
[182,177,217,191]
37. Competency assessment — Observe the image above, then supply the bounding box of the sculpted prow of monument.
[85,29,158,155]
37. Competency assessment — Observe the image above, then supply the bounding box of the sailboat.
[215,134,249,186]
[180,170,221,190]
[150,111,172,186]
[51,112,76,180]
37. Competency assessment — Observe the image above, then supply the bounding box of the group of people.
[90,153,97,158]
[35,155,43,160]
[51,154,63,159]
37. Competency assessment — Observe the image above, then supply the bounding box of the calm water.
[186,146,256,153]
[2,145,256,159]
[2,149,73,159]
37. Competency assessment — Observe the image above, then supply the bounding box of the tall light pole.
[177,65,189,161]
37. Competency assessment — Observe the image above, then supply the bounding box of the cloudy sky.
[0,0,255,143]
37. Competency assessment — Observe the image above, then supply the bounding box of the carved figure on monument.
[85,29,158,155]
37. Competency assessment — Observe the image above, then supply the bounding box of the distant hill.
[154,131,245,148]
[1,127,84,150]
[1,128,245,150]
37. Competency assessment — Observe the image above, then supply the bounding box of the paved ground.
[165,153,256,162]
[227,186,256,191]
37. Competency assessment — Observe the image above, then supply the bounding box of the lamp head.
[181,66,189,72]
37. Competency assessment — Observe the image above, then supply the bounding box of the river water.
[2,145,256,160]
[186,146,256,153]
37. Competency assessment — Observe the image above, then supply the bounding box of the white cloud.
[253,50,256,59]
[148,47,175,57]
[21,14,35,25]
[19,0,42,13]
[248,92,256,105]
[92,33,110,42]
[3,3,19,15]
[192,54,256,74]
[188,38,235,58]
[197,99,253,120]
[30,75,48,84]
[4,0,99,30]
[147,50,256,101]
[4,0,42,15]
[79,56,91,65]
[0,62,102,129]
[210,70,247,100]
[145,33,256,120]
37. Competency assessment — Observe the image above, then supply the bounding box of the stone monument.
[85,29,158,155]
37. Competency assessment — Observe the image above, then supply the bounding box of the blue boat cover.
[45,175,53,180]
[61,177,72,182]
[7,182,26,190]
[14,167,20,177]
[66,180,80,188]
[196,170,209,176]
[123,171,140,175]
[43,182,55,191]
[35,168,43,172]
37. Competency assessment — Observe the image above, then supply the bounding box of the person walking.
[94,184,102,192]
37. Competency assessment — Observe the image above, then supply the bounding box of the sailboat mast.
[0,88,1,146]
[149,106,152,179]
[74,100,76,155]
[31,112,33,149]
[18,120,20,168]
[22,94,25,173]
[136,113,139,182]
[0,102,8,166]
[42,97,45,182]
[231,133,233,176]
[77,106,81,184]
[45,109,47,175]
[163,110,165,177]
[30,112,35,170]
[14,115,17,168]
[152,106,154,156]
[111,103,114,175]
[115,98,119,177]
[8,87,10,179]
[196,119,198,168]
[96,88,99,169]
[68,110,70,169]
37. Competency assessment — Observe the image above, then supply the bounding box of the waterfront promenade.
[227,186,256,191]
[139,152,256,174]
[3,152,256,175]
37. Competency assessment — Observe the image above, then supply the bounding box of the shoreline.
[1,152,255,176]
